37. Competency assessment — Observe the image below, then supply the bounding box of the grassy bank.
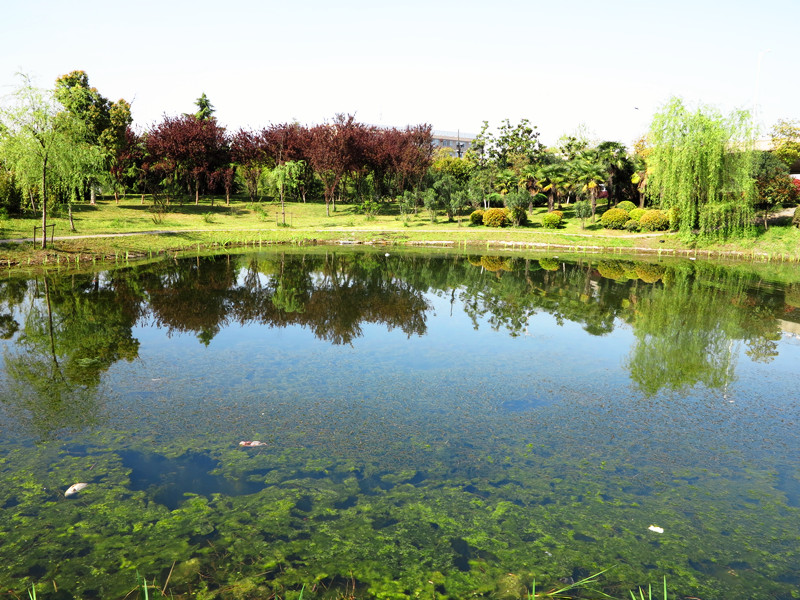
[1,195,798,272]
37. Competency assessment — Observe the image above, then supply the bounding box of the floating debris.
[239,441,267,447]
[648,525,664,534]
[65,483,88,497]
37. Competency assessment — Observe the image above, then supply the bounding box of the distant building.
[432,130,476,158]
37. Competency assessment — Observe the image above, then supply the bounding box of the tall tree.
[646,97,755,239]
[54,70,111,205]
[146,114,228,204]
[194,92,215,121]
[0,76,99,245]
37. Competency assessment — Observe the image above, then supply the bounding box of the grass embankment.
[1,195,798,272]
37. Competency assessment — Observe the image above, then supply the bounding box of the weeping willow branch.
[646,97,756,239]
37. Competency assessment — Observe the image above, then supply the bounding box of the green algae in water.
[1,250,800,599]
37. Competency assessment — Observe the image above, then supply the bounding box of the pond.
[1,248,799,600]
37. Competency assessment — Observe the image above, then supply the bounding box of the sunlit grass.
[1,194,798,269]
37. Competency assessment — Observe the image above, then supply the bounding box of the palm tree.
[575,154,608,222]
[596,141,628,209]
[540,161,567,212]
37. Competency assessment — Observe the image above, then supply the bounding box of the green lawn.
[0,194,798,269]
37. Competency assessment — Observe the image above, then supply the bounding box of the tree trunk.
[68,202,75,232]
[639,190,645,208]
[195,179,199,205]
[114,189,119,203]
[41,159,47,250]
[90,185,96,206]
[591,191,597,222]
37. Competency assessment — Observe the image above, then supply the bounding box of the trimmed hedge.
[793,206,800,228]
[628,207,646,221]
[600,208,630,229]
[538,257,560,271]
[616,200,637,213]
[470,209,485,225]
[541,211,562,229]
[639,209,670,231]
[483,208,508,227]
[624,219,640,232]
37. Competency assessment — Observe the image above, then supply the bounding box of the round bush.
[639,209,670,231]
[467,255,483,267]
[508,206,528,226]
[538,257,560,271]
[616,200,637,213]
[481,256,509,272]
[483,208,508,227]
[470,209,485,225]
[597,260,627,281]
[628,207,646,221]
[600,208,630,229]
[635,263,666,283]
[624,219,640,232]
[541,211,562,229]
[793,206,800,228]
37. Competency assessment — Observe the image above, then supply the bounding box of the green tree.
[0,76,99,244]
[54,70,111,206]
[646,97,755,239]
[770,119,800,168]
[751,151,798,228]
[195,92,215,121]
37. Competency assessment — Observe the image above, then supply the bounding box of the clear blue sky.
[1,0,796,147]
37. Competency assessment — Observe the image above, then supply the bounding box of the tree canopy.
[645,97,756,239]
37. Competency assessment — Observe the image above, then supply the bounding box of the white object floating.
[65,483,88,497]
[385,253,390,257]
[239,440,267,447]
[648,525,664,534]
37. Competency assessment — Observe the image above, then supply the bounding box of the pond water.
[1,249,800,600]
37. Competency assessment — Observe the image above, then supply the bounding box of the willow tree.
[0,77,100,244]
[646,97,755,238]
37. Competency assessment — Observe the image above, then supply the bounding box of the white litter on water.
[239,440,267,447]
[648,525,664,533]
[65,483,88,497]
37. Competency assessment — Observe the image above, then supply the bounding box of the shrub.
[628,207,646,221]
[640,209,670,231]
[616,200,637,213]
[470,209,485,225]
[482,207,508,227]
[600,208,630,229]
[597,260,628,281]
[538,257,560,271]
[507,206,528,226]
[635,263,666,283]
[481,256,513,272]
[541,211,562,229]
[793,206,800,228]
[624,219,640,232]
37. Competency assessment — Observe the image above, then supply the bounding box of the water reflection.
[0,251,793,425]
